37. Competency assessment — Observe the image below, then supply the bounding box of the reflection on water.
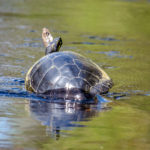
[29,99,109,139]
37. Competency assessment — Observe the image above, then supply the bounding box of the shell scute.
[79,70,99,86]
[69,77,90,91]
[53,55,74,68]
[37,67,60,93]
[60,64,79,78]
[30,57,53,91]
[55,77,70,89]
[74,59,102,78]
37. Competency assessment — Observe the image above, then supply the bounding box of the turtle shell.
[25,51,113,100]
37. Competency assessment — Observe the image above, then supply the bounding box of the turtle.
[25,28,113,102]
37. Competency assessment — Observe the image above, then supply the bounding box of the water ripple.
[17,42,43,48]
[71,41,95,45]
[86,50,133,58]
[105,90,150,100]
[88,35,119,41]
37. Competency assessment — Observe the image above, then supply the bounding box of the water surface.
[0,0,150,149]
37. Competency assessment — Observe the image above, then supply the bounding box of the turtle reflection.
[29,99,110,139]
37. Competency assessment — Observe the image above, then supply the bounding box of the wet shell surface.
[25,51,113,100]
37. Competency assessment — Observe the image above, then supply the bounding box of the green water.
[0,0,150,149]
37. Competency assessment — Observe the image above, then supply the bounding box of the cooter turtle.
[25,28,113,102]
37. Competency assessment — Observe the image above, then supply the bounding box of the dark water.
[0,0,150,149]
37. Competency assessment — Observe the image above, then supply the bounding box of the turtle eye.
[46,32,49,36]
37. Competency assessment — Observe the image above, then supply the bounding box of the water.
[0,0,150,149]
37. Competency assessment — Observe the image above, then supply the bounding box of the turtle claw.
[42,28,54,47]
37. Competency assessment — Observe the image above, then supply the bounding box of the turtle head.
[42,28,63,55]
